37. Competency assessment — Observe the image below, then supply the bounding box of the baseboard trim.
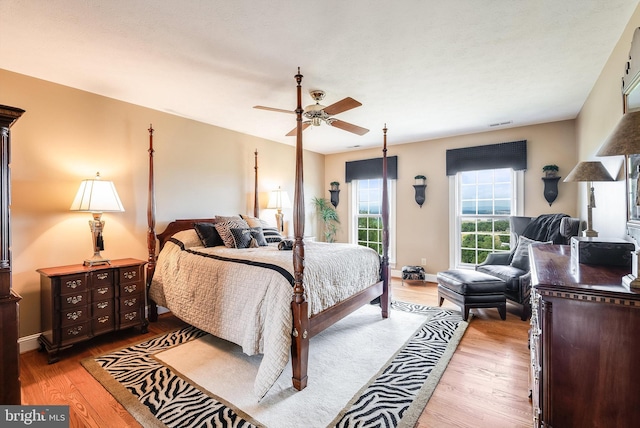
[19,333,41,354]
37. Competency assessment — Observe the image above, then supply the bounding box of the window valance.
[345,156,398,182]
[446,140,527,176]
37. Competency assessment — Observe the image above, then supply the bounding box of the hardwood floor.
[20,279,532,427]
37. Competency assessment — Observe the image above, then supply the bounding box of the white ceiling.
[1,1,639,154]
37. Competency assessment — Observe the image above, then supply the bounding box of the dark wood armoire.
[0,105,25,404]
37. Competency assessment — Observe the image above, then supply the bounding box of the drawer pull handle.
[97,287,109,295]
[98,316,109,323]
[123,271,137,280]
[124,312,137,321]
[124,284,137,293]
[66,295,83,305]
[96,273,109,280]
[65,279,82,289]
[124,298,137,307]
[67,326,83,335]
[67,310,82,321]
[97,302,109,309]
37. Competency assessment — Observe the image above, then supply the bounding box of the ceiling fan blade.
[254,105,295,114]
[286,122,311,136]
[330,120,369,136]
[323,97,362,116]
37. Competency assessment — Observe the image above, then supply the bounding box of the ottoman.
[436,269,506,321]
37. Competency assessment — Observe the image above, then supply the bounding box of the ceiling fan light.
[312,117,321,126]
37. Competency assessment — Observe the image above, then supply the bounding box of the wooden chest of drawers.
[530,244,640,427]
[37,258,147,363]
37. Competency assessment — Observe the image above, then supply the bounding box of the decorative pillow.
[278,239,294,251]
[240,214,273,229]
[230,227,255,249]
[250,227,268,246]
[262,226,284,243]
[214,218,250,247]
[194,222,224,247]
[171,229,202,249]
[510,236,550,271]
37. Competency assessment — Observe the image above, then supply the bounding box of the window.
[451,168,522,268]
[350,178,396,264]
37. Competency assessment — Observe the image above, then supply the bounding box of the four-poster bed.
[145,68,391,397]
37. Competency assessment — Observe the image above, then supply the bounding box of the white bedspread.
[148,229,381,398]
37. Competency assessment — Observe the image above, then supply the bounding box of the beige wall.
[576,5,640,239]
[2,69,324,338]
[325,120,577,276]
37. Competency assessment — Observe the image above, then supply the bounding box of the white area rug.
[82,302,468,427]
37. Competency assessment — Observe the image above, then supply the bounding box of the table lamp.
[70,172,125,266]
[267,186,291,233]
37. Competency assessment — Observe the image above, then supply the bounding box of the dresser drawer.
[119,265,143,284]
[121,295,142,310]
[60,307,89,327]
[92,270,114,287]
[120,308,142,327]
[60,291,88,309]
[92,285,114,300]
[59,273,88,294]
[93,298,114,317]
[93,314,116,334]
[120,281,142,296]
[59,322,90,343]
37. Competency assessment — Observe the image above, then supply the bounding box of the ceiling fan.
[254,89,369,136]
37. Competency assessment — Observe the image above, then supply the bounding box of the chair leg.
[438,295,444,307]
[463,305,470,321]
[498,303,506,320]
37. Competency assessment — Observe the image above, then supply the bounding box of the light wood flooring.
[20,279,532,427]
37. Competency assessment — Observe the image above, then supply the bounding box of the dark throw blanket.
[522,213,569,244]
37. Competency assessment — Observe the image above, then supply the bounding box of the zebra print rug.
[82,302,467,427]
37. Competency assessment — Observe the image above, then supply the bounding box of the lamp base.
[622,274,640,289]
[582,229,598,238]
[83,253,111,267]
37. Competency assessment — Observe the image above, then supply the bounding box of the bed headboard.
[156,218,217,251]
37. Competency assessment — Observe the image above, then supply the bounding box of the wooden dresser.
[530,244,640,427]
[37,258,148,363]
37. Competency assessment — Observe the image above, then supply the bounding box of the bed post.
[291,67,309,391]
[146,124,159,322]
[380,125,391,318]
[253,149,259,217]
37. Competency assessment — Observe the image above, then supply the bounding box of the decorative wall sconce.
[541,165,560,206]
[329,181,340,208]
[413,175,427,207]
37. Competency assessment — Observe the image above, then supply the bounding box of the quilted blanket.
[148,229,381,398]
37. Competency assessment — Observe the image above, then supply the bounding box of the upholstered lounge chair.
[476,214,582,320]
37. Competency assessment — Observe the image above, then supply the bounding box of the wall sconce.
[541,164,560,206]
[329,181,340,208]
[413,175,427,207]
[70,172,125,266]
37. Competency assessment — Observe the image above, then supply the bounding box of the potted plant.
[542,165,559,178]
[312,196,340,243]
[414,174,426,186]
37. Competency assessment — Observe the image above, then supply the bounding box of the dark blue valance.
[446,140,527,176]
[345,156,398,183]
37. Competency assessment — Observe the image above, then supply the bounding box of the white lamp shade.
[70,175,125,212]
[267,187,292,210]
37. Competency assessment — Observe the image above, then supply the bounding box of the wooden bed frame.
[145,68,390,391]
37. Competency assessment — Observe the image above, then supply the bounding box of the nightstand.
[37,258,148,363]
